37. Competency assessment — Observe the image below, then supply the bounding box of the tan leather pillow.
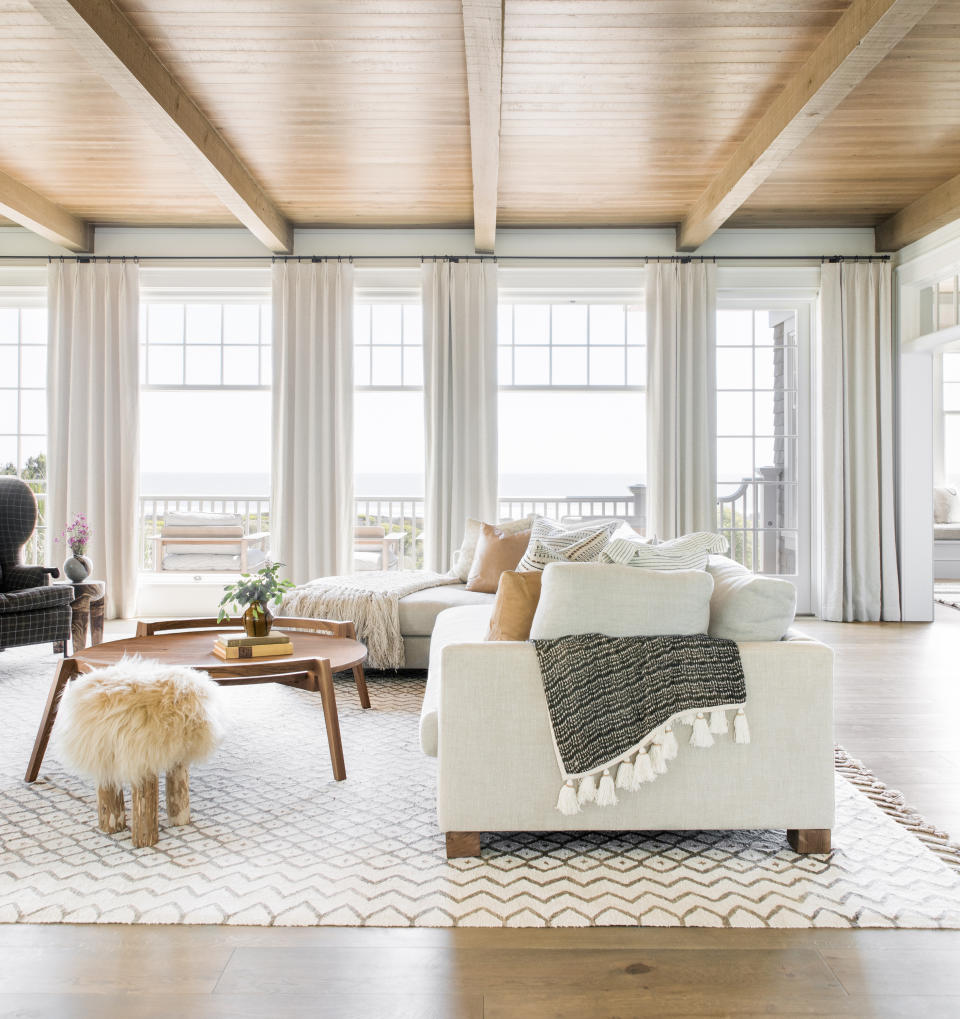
[465,523,531,593]
[486,570,543,641]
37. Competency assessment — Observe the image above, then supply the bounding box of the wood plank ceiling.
[0,0,958,251]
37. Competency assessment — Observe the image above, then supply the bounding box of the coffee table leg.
[90,597,105,646]
[26,657,80,782]
[352,664,371,709]
[313,658,346,782]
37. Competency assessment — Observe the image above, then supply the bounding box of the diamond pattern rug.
[2,644,960,928]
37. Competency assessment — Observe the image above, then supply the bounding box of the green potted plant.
[217,562,295,637]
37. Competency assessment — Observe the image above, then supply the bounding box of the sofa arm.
[5,565,59,591]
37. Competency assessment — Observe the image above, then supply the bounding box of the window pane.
[148,346,183,384]
[148,304,184,344]
[944,383,960,412]
[717,437,754,482]
[938,276,957,330]
[223,304,259,344]
[354,345,371,386]
[716,348,752,389]
[627,346,646,387]
[717,391,753,436]
[589,304,625,343]
[552,346,587,385]
[497,305,512,344]
[184,346,221,385]
[371,305,402,344]
[946,414,960,482]
[354,304,371,344]
[260,303,272,343]
[354,390,424,496]
[627,305,645,345]
[759,483,799,529]
[20,308,46,344]
[0,347,17,383]
[403,346,423,387]
[371,346,402,386]
[222,347,260,386]
[260,346,271,383]
[717,309,752,345]
[498,346,513,385]
[552,304,587,345]
[944,352,960,382]
[514,305,549,345]
[185,304,220,344]
[755,346,796,391]
[403,304,422,344]
[19,390,45,434]
[0,393,16,431]
[588,346,625,386]
[0,309,18,343]
[514,347,550,385]
[0,437,17,467]
[20,346,45,388]
[754,311,776,346]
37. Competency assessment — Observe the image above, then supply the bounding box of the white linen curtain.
[422,259,498,573]
[819,260,900,621]
[271,260,354,584]
[47,260,140,619]
[645,260,717,540]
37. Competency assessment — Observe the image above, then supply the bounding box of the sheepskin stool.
[55,659,227,848]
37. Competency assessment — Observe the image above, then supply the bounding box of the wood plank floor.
[2,609,960,1018]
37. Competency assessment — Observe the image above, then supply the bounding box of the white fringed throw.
[533,633,750,815]
[280,570,459,669]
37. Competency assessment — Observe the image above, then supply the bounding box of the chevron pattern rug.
[2,645,960,928]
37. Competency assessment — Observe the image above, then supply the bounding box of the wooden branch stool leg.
[165,762,190,826]
[97,785,126,834]
[131,775,159,848]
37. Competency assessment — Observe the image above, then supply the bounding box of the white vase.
[63,555,91,583]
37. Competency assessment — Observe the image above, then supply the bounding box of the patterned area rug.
[2,645,960,928]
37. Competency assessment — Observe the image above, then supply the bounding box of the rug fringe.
[835,746,960,873]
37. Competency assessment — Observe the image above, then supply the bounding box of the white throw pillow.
[451,515,535,582]
[529,562,714,639]
[934,486,960,524]
[600,531,729,570]
[517,518,621,573]
[706,555,796,642]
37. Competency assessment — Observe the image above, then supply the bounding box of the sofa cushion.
[935,523,960,541]
[451,515,536,582]
[706,555,796,642]
[0,584,74,614]
[934,486,960,524]
[466,522,532,593]
[486,570,542,641]
[529,562,714,640]
[163,512,243,528]
[600,531,729,570]
[398,583,496,637]
[517,518,619,572]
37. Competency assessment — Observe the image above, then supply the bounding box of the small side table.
[52,580,106,654]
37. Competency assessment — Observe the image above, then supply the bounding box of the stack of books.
[212,632,293,660]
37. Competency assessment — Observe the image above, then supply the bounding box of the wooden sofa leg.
[787,828,831,854]
[446,832,482,859]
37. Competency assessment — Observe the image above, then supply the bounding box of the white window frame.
[354,271,423,393]
[0,285,47,478]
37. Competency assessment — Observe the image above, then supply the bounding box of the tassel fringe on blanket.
[555,707,751,816]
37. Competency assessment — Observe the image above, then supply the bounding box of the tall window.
[139,271,272,569]
[353,271,424,567]
[0,287,47,563]
[942,351,960,483]
[716,308,800,575]
[497,277,646,523]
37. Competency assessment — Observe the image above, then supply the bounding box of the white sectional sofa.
[419,568,835,859]
[398,584,495,669]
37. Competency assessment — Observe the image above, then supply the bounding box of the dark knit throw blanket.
[533,633,748,814]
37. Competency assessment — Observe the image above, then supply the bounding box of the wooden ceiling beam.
[876,171,960,251]
[676,0,938,252]
[29,0,292,253]
[0,167,92,252]
[461,0,503,254]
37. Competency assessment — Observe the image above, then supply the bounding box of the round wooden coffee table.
[26,618,368,785]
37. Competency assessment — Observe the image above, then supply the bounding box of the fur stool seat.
[55,659,227,847]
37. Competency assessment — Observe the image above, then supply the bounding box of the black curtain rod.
[0,253,891,263]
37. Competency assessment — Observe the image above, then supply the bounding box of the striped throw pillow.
[518,519,621,573]
[600,531,729,571]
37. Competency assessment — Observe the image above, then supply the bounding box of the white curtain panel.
[47,260,140,619]
[422,259,498,573]
[645,260,717,540]
[271,260,354,584]
[819,260,900,622]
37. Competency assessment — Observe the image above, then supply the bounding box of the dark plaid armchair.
[0,477,72,652]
